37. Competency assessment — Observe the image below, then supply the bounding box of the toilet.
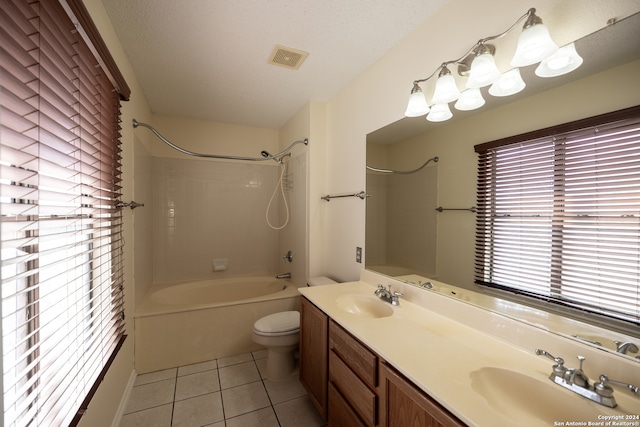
[252,276,337,380]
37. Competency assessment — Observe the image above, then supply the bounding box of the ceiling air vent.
[269,45,308,70]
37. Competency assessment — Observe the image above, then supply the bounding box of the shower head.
[261,150,271,158]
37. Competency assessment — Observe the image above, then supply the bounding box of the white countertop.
[299,278,640,427]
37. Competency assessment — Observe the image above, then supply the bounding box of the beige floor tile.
[221,381,271,418]
[172,392,224,427]
[134,368,177,386]
[251,349,268,360]
[178,359,218,376]
[225,407,280,427]
[219,361,260,389]
[124,379,175,414]
[175,369,220,401]
[263,375,306,405]
[274,395,326,427]
[119,403,172,427]
[217,352,253,368]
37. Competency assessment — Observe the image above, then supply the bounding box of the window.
[475,106,640,328]
[1,1,129,425]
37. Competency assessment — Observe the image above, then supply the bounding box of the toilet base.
[265,343,298,381]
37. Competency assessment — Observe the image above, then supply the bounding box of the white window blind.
[475,106,640,327]
[1,1,126,426]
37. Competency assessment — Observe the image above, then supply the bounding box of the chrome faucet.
[536,348,639,408]
[275,272,291,279]
[375,284,403,306]
[568,355,589,388]
[419,281,434,289]
[614,340,639,355]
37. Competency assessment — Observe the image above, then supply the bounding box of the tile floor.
[119,349,327,427]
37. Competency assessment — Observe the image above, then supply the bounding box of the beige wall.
[320,0,640,282]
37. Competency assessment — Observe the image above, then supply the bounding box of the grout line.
[217,365,227,423]
[169,367,178,426]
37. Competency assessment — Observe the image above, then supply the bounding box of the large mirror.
[366,12,640,361]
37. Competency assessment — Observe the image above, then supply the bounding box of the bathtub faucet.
[276,273,291,279]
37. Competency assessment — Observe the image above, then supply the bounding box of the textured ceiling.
[101,0,449,129]
[102,0,640,130]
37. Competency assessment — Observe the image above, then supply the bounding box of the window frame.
[1,1,129,425]
[474,105,640,333]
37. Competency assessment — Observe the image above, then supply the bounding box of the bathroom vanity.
[301,295,462,426]
[298,273,640,427]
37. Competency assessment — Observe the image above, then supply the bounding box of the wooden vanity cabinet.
[300,296,465,426]
[380,363,465,427]
[329,320,379,426]
[299,296,329,420]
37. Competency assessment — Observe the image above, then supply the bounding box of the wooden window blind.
[475,106,640,327]
[1,1,127,426]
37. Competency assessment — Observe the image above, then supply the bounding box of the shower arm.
[366,156,438,174]
[132,119,308,162]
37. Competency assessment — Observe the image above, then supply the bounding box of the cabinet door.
[380,363,465,427]
[300,296,329,420]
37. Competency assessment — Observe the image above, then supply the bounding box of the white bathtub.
[135,276,300,373]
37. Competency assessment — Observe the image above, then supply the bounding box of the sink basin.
[335,294,394,318]
[470,367,607,424]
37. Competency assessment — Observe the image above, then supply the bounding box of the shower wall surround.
[153,157,291,283]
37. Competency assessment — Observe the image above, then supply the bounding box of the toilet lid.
[254,311,300,334]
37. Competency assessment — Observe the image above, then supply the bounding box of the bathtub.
[134,276,300,373]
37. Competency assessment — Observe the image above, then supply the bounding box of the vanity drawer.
[329,350,377,426]
[329,320,378,388]
[328,382,367,427]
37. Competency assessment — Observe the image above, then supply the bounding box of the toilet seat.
[253,311,300,337]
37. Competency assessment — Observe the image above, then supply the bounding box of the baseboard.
[111,369,137,427]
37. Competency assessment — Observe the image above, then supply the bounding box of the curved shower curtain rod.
[132,119,308,162]
[366,156,439,174]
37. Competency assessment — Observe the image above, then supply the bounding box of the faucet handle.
[391,290,403,306]
[614,340,639,354]
[596,375,640,396]
[535,348,566,374]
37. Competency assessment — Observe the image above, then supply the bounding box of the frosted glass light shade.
[455,88,485,111]
[489,68,526,97]
[535,43,583,77]
[511,23,558,67]
[404,87,429,117]
[432,73,460,104]
[427,103,452,122]
[466,52,501,88]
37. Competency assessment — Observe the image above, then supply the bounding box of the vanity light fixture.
[427,103,453,122]
[489,68,526,97]
[535,42,584,77]
[405,8,583,122]
[465,44,502,88]
[404,83,430,117]
[432,66,461,104]
[455,88,485,111]
[511,11,559,67]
